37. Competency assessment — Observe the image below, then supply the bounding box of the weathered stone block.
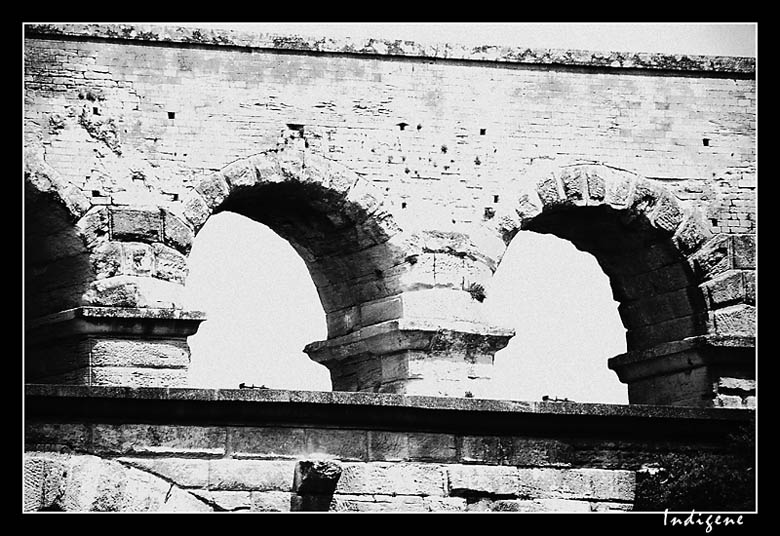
[250,491,292,512]
[336,462,447,496]
[559,167,587,204]
[90,366,189,387]
[515,467,635,502]
[162,210,195,255]
[407,433,457,462]
[603,170,636,209]
[691,235,731,280]
[117,457,210,489]
[90,241,123,279]
[221,158,259,189]
[230,426,307,459]
[93,424,225,456]
[447,464,519,495]
[368,431,408,461]
[423,496,468,511]
[732,234,755,269]
[293,459,343,494]
[673,215,711,255]
[25,422,90,452]
[716,394,744,408]
[194,172,230,209]
[84,275,184,308]
[76,206,111,248]
[306,428,368,461]
[152,243,188,283]
[536,174,564,208]
[207,460,295,491]
[123,242,154,276]
[330,494,428,512]
[650,192,684,234]
[718,377,755,393]
[701,270,746,307]
[181,191,210,231]
[88,338,190,368]
[712,304,755,336]
[110,207,163,243]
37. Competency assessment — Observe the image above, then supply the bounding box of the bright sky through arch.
[183,23,756,403]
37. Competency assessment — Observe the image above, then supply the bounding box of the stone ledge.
[25,384,752,440]
[26,307,207,343]
[608,334,754,374]
[24,23,755,75]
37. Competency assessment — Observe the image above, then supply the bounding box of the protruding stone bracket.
[25,307,206,387]
[291,458,343,512]
[608,335,755,408]
[305,319,515,397]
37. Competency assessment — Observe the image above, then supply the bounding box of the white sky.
[183,23,756,403]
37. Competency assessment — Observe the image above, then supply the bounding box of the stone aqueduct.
[24,24,756,512]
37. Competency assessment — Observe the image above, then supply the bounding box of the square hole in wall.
[168,111,176,120]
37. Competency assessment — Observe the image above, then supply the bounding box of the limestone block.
[650,192,684,234]
[207,460,296,492]
[194,172,230,209]
[691,235,731,280]
[718,377,755,393]
[118,457,210,488]
[93,424,225,456]
[90,241,123,279]
[122,242,154,276]
[335,462,447,496]
[25,422,90,452]
[152,243,188,283]
[423,497,467,511]
[293,459,343,494]
[181,191,210,231]
[712,304,756,336]
[77,206,111,248]
[88,338,190,368]
[701,270,747,307]
[110,207,163,243]
[161,210,195,255]
[90,366,189,387]
[83,275,184,308]
[221,158,258,190]
[536,173,564,208]
[250,491,292,512]
[603,169,636,209]
[559,166,588,205]
[229,426,307,459]
[447,464,519,496]
[306,428,368,461]
[673,215,711,255]
[732,234,755,269]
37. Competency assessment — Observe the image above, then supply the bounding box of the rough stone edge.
[24,23,755,74]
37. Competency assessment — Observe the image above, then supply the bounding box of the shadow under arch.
[183,144,422,347]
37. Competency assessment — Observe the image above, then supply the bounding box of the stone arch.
[489,163,712,351]
[483,162,754,406]
[181,143,421,342]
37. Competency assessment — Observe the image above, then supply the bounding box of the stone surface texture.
[25,24,755,401]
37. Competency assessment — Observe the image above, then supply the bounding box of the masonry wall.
[23,385,752,513]
[24,25,756,236]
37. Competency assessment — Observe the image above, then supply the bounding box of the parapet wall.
[24,385,752,512]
